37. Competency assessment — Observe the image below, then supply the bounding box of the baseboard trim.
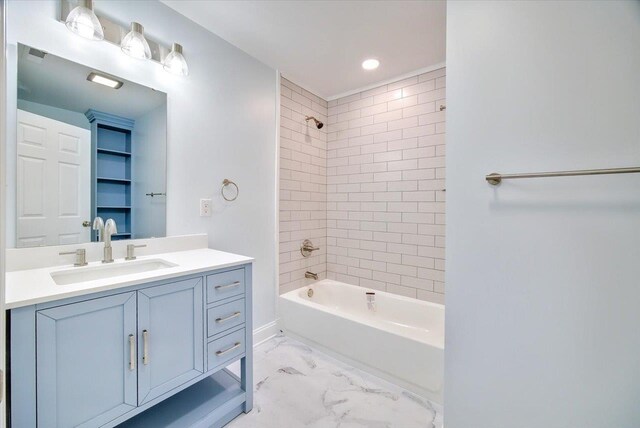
[253,320,279,347]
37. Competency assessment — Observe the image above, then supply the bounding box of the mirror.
[15,44,167,248]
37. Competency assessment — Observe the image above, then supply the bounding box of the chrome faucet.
[92,216,104,242]
[125,244,147,261]
[305,271,318,280]
[102,218,118,263]
[59,248,88,267]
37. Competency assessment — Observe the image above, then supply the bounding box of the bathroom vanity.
[6,238,253,428]
[6,17,254,428]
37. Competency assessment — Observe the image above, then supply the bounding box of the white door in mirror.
[200,199,212,216]
[16,110,91,247]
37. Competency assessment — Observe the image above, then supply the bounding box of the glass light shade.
[65,0,104,41]
[163,43,189,76]
[121,22,151,60]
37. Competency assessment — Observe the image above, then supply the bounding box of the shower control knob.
[300,239,320,257]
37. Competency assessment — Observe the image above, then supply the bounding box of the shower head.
[305,116,324,129]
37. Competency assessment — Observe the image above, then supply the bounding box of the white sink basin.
[51,259,178,285]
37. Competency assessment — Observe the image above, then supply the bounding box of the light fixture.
[163,43,189,76]
[65,0,104,41]
[121,22,151,60]
[87,72,123,89]
[362,58,380,71]
[61,3,191,74]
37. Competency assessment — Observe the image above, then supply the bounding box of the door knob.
[82,220,91,227]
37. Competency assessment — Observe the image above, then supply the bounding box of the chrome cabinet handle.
[128,334,136,371]
[216,342,241,356]
[214,280,240,290]
[142,330,149,365]
[216,311,241,324]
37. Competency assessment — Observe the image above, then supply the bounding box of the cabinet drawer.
[206,269,245,303]
[207,328,245,371]
[208,299,245,337]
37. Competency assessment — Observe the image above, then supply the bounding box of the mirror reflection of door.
[16,109,91,247]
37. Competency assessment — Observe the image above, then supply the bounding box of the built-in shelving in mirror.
[14,43,167,248]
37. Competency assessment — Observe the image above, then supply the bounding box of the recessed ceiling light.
[362,59,380,71]
[87,72,123,89]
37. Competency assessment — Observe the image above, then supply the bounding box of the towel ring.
[221,179,239,201]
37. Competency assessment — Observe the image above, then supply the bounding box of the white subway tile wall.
[326,68,446,303]
[279,78,328,294]
[279,68,446,303]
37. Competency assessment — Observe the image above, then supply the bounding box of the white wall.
[5,1,277,330]
[279,69,447,302]
[445,1,640,427]
[132,104,167,239]
[279,78,327,294]
[326,69,446,302]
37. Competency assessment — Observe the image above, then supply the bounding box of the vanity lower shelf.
[119,370,246,428]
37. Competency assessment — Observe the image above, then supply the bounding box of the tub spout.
[366,292,376,311]
[305,271,318,280]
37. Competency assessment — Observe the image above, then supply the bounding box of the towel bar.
[486,167,640,185]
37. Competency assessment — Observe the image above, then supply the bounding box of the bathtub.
[279,279,444,403]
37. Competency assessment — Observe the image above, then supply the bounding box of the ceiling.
[162,0,446,100]
[18,44,166,120]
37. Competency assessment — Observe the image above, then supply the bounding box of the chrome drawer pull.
[216,342,241,356]
[128,334,136,371]
[214,280,241,290]
[142,330,149,365]
[216,311,241,323]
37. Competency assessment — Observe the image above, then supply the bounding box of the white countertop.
[5,248,253,309]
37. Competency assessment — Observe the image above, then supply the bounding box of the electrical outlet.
[200,198,212,216]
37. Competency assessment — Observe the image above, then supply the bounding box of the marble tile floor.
[227,335,443,428]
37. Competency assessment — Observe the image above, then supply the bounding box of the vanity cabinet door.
[136,277,204,405]
[36,292,138,428]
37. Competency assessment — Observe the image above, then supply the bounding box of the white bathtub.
[279,279,444,403]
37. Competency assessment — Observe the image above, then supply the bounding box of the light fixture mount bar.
[60,0,172,66]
